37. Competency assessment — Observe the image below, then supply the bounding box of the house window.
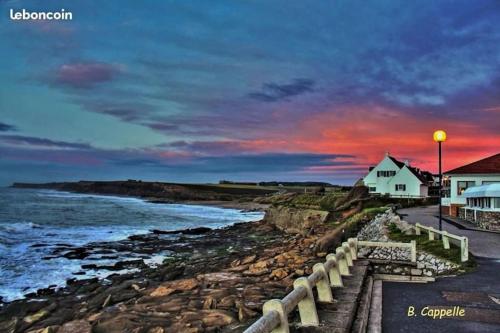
[457,181,475,195]
[377,170,396,177]
[494,198,500,209]
[369,187,376,192]
[395,184,406,191]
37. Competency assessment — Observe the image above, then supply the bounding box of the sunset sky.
[1,0,499,185]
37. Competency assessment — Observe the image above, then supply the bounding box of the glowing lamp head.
[433,130,447,142]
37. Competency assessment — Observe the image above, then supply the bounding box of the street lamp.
[433,130,447,231]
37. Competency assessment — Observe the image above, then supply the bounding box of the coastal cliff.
[12,181,278,203]
[263,206,329,235]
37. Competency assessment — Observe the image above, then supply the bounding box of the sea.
[0,187,264,302]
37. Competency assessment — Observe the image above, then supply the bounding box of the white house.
[363,153,434,198]
[442,153,500,217]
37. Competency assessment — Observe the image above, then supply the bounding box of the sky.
[1,0,499,186]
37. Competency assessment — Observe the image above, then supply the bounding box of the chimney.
[404,160,409,166]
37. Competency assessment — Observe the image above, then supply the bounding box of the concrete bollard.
[428,227,435,241]
[293,277,319,326]
[262,299,289,333]
[348,238,358,259]
[410,240,417,262]
[325,254,343,287]
[336,247,350,276]
[442,231,450,249]
[342,242,353,266]
[312,263,333,303]
[460,237,469,262]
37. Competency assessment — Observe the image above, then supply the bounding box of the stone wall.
[358,247,459,276]
[356,209,460,277]
[459,208,500,231]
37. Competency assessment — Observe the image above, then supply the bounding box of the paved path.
[397,205,500,259]
[383,205,500,332]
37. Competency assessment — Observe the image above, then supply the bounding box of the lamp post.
[433,130,447,231]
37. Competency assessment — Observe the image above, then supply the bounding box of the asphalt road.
[382,206,500,332]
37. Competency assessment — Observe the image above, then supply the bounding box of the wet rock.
[152,227,212,235]
[57,320,92,333]
[150,278,199,297]
[270,268,288,280]
[200,310,235,327]
[202,296,217,309]
[241,255,257,265]
[0,317,18,333]
[23,303,56,325]
[62,249,89,260]
[238,305,258,322]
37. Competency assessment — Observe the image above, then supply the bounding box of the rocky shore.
[0,216,330,333]
[1,184,380,332]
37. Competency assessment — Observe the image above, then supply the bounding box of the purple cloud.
[248,78,315,102]
[54,62,121,89]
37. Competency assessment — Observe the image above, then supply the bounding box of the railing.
[414,223,468,262]
[244,238,358,333]
[357,240,417,262]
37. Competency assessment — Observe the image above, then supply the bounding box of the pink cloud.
[55,62,121,88]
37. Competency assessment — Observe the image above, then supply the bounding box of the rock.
[148,327,164,333]
[218,296,235,308]
[58,320,92,333]
[270,268,288,280]
[264,206,329,235]
[243,268,268,276]
[238,305,257,322]
[27,326,60,333]
[241,255,257,265]
[201,310,235,327]
[23,309,50,324]
[150,286,176,297]
[150,278,198,297]
[202,297,217,310]
[198,272,240,283]
[226,265,249,272]
[251,260,271,269]
[410,269,422,276]
[102,294,112,308]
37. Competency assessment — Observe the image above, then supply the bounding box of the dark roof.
[388,156,405,168]
[444,153,500,175]
[407,166,431,184]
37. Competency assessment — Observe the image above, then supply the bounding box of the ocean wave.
[0,221,42,233]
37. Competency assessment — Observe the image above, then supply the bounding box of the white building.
[459,184,500,231]
[363,153,434,198]
[442,153,500,217]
